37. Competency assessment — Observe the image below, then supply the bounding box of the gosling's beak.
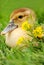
[1,20,18,35]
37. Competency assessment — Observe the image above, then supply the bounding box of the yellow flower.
[33,26,43,38]
[16,37,24,45]
[22,21,31,31]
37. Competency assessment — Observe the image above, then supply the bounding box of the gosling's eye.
[18,15,23,19]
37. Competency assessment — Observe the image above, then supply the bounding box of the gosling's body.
[5,28,28,47]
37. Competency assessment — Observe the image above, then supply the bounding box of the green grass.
[0,0,44,65]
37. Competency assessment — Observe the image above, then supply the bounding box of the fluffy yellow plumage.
[1,8,36,47]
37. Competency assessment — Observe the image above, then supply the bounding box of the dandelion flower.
[33,26,43,38]
[16,37,24,45]
[22,21,31,31]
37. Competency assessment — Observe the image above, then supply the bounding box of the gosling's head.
[1,8,36,35]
